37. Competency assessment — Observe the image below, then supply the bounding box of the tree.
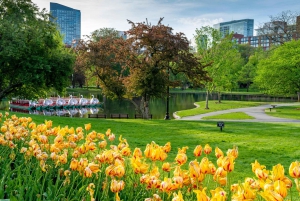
[254,40,300,101]
[0,0,75,100]
[75,29,128,98]
[238,47,265,91]
[256,10,300,45]
[194,26,243,108]
[124,18,210,118]
[90,27,120,42]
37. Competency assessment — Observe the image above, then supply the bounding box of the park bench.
[88,114,107,118]
[110,114,129,119]
[134,114,153,119]
[269,105,277,112]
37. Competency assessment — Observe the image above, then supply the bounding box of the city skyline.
[32,0,300,43]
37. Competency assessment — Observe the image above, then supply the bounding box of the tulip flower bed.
[0,112,300,201]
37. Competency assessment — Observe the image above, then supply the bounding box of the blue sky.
[32,0,300,42]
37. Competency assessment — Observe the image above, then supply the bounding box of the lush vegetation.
[0,0,75,100]
[175,101,267,118]
[1,111,300,200]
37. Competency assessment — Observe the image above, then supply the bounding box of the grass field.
[2,110,299,185]
[265,105,300,120]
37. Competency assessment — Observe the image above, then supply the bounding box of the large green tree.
[195,26,243,108]
[255,40,300,101]
[0,0,75,100]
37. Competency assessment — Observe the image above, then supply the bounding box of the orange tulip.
[85,123,91,131]
[204,144,212,155]
[215,147,224,158]
[110,179,125,193]
[70,158,78,170]
[193,145,202,157]
[175,153,187,166]
[222,156,234,172]
[133,148,143,158]
[121,147,131,156]
[163,142,171,153]
[162,162,171,172]
[99,140,107,149]
[84,166,93,177]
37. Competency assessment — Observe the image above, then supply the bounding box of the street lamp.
[164,67,170,120]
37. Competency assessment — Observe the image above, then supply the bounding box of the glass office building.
[214,19,254,37]
[50,2,81,45]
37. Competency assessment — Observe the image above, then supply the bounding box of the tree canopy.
[194,26,243,108]
[255,40,300,101]
[0,0,75,100]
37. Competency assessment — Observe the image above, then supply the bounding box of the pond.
[3,92,297,119]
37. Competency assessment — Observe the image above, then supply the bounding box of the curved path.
[177,103,300,123]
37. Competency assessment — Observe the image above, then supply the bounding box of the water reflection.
[5,92,298,119]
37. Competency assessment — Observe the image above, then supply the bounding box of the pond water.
[3,92,297,119]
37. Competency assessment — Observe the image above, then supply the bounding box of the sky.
[32,0,300,43]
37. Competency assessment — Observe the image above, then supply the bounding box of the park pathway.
[178,103,300,123]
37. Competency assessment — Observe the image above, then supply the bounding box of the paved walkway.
[177,103,300,123]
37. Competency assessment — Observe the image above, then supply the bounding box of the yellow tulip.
[108,133,115,141]
[274,180,287,198]
[133,147,143,158]
[194,188,210,201]
[215,147,224,158]
[163,142,171,153]
[259,190,284,201]
[175,153,187,166]
[70,158,78,170]
[160,178,175,193]
[45,120,52,128]
[88,162,100,173]
[84,166,93,177]
[1,125,7,133]
[172,191,184,201]
[84,123,91,131]
[99,140,107,149]
[204,144,212,155]
[255,168,269,180]
[211,187,226,201]
[110,179,125,193]
[271,164,285,181]
[193,145,202,157]
[227,146,238,159]
[222,156,234,172]
[121,147,131,156]
[86,183,95,199]
[289,161,300,178]
[251,160,266,173]
[162,162,171,172]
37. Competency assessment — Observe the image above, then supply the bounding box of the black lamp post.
[164,67,170,120]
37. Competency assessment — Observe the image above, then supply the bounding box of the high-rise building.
[50,2,81,45]
[214,19,254,37]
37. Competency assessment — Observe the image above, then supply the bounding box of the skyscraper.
[214,19,254,37]
[50,2,81,45]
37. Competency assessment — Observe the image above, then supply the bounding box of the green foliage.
[194,26,244,106]
[254,40,300,100]
[0,0,75,100]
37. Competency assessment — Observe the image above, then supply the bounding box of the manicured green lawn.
[265,105,300,120]
[176,100,268,118]
[202,112,255,120]
[2,110,299,187]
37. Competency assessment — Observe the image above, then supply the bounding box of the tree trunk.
[218,91,221,103]
[246,82,249,92]
[205,90,209,109]
[140,95,150,119]
[298,92,300,102]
